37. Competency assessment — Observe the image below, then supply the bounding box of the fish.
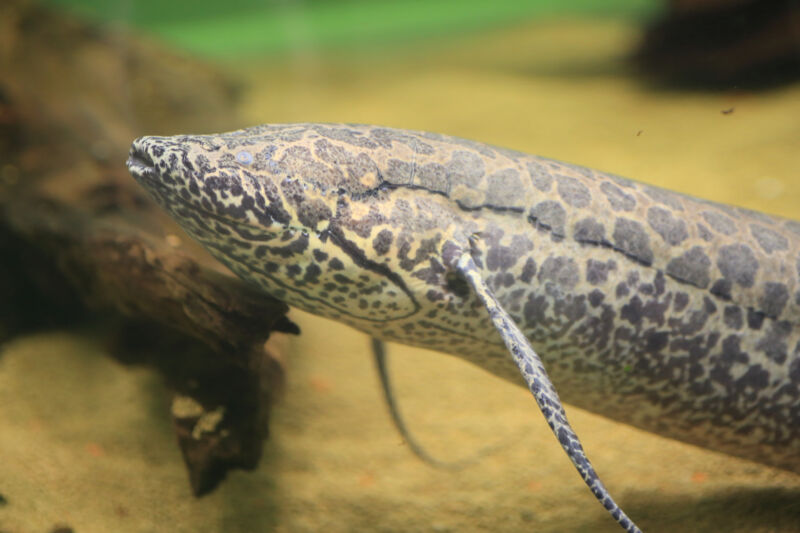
[126,123,800,532]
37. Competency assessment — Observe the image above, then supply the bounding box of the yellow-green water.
[2,18,800,533]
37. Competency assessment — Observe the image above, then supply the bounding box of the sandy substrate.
[2,17,800,533]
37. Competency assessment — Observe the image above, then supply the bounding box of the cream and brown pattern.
[128,123,800,531]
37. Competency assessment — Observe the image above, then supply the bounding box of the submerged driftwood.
[635,0,800,88]
[0,0,294,495]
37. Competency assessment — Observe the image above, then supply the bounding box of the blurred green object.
[41,0,659,56]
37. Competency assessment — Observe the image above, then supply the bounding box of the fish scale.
[127,123,800,532]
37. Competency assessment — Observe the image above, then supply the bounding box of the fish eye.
[236,150,253,165]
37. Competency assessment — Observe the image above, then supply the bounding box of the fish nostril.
[128,138,153,163]
[140,150,154,167]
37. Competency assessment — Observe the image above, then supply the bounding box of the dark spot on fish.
[653,270,665,296]
[677,306,712,335]
[445,272,471,299]
[747,309,765,330]
[673,292,690,312]
[386,158,413,184]
[555,294,587,322]
[523,293,549,326]
[586,259,614,285]
[613,218,654,265]
[647,206,688,245]
[642,298,669,326]
[645,330,669,353]
[529,201,566,237]
[587,289,605,307]
[717,244,759,288]
[528,161,553,191]
[538,256,580,289]
[446,150,486,188]
[426,288,444,302]
[710,279,732,300]
[621,296,643,325]
[696,223,714,242]
[398,236,439,271]
[333,273,353,285]
[416,162,448,192]
[723,306,743,330]
[303,263,322,283]
[574,218,606,244]
[720,338,747,371]
[486,237,529,272]
[556,175,591,208]
[666,246,711,288]
[616,282,630,298]
[286,264,302,277]
[755,321,791,364]
[759,282,789,317]
[372,229,393,256]
[486,168,523,205]
[520,257,537,283]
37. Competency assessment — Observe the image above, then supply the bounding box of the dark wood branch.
[0,0,294,494]
[635,0,800,88]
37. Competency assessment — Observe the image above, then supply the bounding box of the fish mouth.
[125,145,159,188]
[125,150,158,181]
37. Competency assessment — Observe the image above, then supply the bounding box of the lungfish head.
[126,123,472,325]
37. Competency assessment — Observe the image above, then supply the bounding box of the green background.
[42,0,660,56]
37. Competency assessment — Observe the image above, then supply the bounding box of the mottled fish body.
[127,123,800,532]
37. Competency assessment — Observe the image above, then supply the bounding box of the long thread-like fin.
[455,251,642,533]
[373,338,519,469]
[372,337,465,469]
